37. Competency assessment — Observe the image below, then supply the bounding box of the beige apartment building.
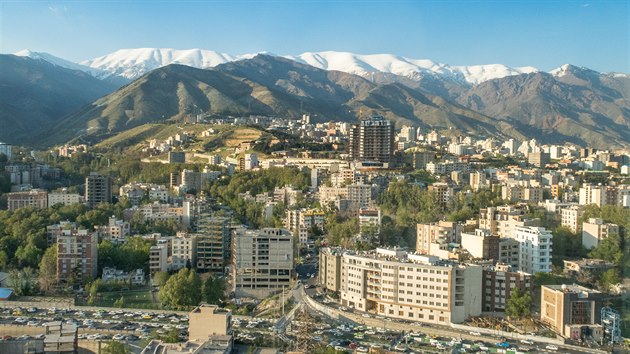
[416,221,461,255]
[540,284,604,340]
[321,248,482,325]
[319,247,342,292]
[582,218,618,249]
[188,304,232,340]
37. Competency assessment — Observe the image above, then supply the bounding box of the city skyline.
[1,0,628,73]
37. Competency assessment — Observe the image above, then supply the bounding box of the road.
[298,283,608,354]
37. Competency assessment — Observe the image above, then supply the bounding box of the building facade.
[348,116,394,165]
[323,248,482,325]
[57,229,98,281]
[85,173,112,208]
[540,284,604,340]
[231,228,294,298]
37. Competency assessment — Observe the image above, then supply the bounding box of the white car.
[469,331,481,336]
[545,345,559,351]
[520,339,534,345]
[362,313,371,318]
[113,334,125,340]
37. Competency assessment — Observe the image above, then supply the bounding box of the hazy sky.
[1,0,628,72]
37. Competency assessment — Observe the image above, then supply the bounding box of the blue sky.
[1,0,628,72]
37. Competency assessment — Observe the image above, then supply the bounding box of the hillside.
[42,55,527,147]
[457,68,630,147]
[0,54,119,145]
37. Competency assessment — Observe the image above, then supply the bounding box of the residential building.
[358,208,381,232]
[46,221,78,245]
[482,264,532,312]
[96,217,130,242]
[57,229,98,281]
[346,183,375,210]
[429,182,454,210]
[469,171,487,191]
[416,221,461,256]
[102,267,145,285]
[348,115,394,166]
[460,229,500,260]
[528,151,550,168]
[323,248,482,325]
[195,217,230,273]
[478,204,530,238]
[412,150,435,169]
[579,184,605,207]
[561,205,584,233]
[149,245,169,274]
[498,238,520,270]
[541,284,605,340]
[7,189,48,211]
[426,161,470,175]
[501,181,543,203]
[231,228,294,298]
[48,191,84,207]
[319,247,342,292]
[171,233,198,271]
[510,226,553,274]
[85,173,112,208]
[582,218,619,249]
[189,304,232,340]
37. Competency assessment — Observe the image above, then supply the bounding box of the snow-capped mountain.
[284,51,538,85]
[14,49,106,77]
[80,48,257,80]
[73,48,539,84]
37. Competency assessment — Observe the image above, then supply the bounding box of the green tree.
[113,296,126,308]
[102,341,130,354]
[159,268,202,310]
[599,268,621,292]
[38,247,58,293]
[153,271,170,287]
[505,288,532,319]
[202,276,226,304]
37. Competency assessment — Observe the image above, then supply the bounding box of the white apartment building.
[582,218,619,249]
[579,184,605,206]
[328,248,482,325]
[48,192,84,206]
[231,228,294,298]
[560,205,584,233]
[511,226,553,274]
[171,233,198,271]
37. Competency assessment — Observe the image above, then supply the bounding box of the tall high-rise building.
[85,173,112,208]
[57,229,98,281]
[348,116,394,165]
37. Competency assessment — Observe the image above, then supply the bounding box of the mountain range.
[3,48,629,149]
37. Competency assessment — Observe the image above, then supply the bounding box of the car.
[495,341,510,348]
[357,347,368,353]
[339,306,347,311]
[469,331,481,336]
[520,339,534,345]
[362,313,371,318]
[113,334,126,340]
[545,345,559,351]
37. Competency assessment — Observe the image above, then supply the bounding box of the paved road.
[299,287,608,354]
